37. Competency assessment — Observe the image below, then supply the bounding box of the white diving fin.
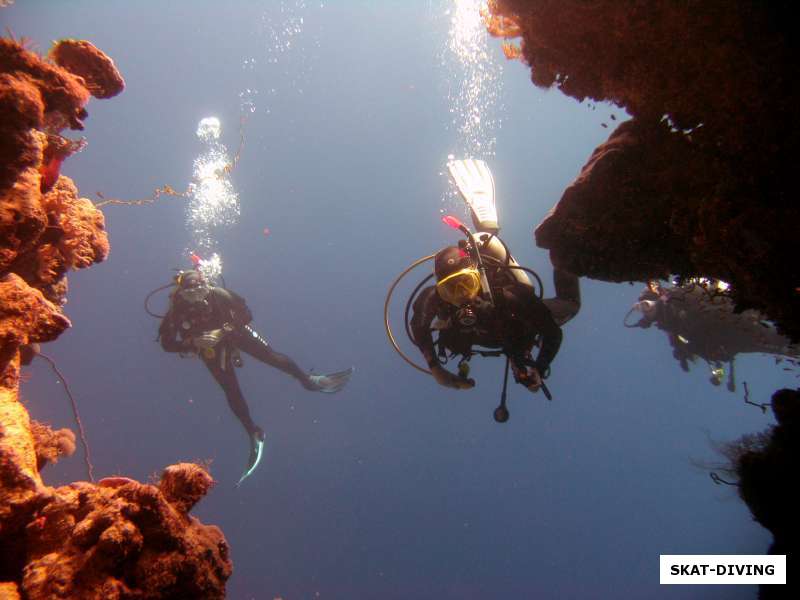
[308,367,354,393]
[447,158,499,234]
[237,432,264,487]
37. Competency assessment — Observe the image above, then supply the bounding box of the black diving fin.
[308,367,354,393]
[237,430,265,487]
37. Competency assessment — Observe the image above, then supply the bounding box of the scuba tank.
[473,233,536,291]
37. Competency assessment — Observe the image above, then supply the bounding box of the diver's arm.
[410,287,474,389]
[159,310,192,353]
[541,268,581,326]
[410,286,441,368]
[533,318,562,373]
[507,285,563,372]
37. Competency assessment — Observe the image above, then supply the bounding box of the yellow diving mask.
[436,267,482,306]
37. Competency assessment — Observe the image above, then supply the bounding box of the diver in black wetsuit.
[410,243,580,399]
[158,269,352,483]
[627,281,800,391]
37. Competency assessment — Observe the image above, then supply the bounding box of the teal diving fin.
[308,367,354,393]
[447,158,499,234]
[237,431,265,487]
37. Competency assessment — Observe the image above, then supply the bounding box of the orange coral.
[0,37,231,598]
[49,39,125,100]
[483,2,522,39]
[45,177,109,270]
[29,420,76,470]
[20,466,230,600]
[501,41,522,60]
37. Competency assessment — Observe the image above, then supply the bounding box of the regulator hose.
[384,255,436,374]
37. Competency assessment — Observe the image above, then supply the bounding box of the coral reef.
[49,39,125,100]
[19,464,230,600]
[29,420,76,471]
[0,35,117,315]
[1,38,231,598]
[488,1,800,340]
[0,274,70,387]
[0,37,89,193]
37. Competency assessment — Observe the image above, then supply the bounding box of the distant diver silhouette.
[625,280,800,392]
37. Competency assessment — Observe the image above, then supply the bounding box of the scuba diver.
[156,265,353,484]
[625,280,800,391]
[411,248,579,397]
[387,159,580,422]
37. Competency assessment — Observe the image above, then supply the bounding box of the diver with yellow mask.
[390,159,580,421]
[156,267,353,484]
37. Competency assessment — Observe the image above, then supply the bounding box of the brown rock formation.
[734,389,799,554]
[1,36,112,369]
[0,37,90,194]
[49,39,125,100]
[1,38,231,598]
[19,465,230,600]
[0,274,70,386]
[535,119,709,282]
[488,1,800,340]
[722,388,798,598]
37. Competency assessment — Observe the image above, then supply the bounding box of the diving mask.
[436,267,482,306]
[179,283,210,303]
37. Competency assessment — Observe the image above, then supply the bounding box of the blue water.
[6,2,795,598]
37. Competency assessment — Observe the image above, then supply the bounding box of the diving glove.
[305,367,354,393]
[237,427,265,487]
[193,328,225,350]
[512,363,542,393]
[431,365,475,390]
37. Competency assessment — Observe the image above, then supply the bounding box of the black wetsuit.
[159,287,311,436]
[411,275,570,378]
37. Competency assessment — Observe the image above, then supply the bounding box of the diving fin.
[307,367,354,394]
[237,430,265,487]
[447,158,499,234]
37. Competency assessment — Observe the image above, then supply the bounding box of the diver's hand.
[192,328,225,350]
[431,365,475,390]
[512,363,542,393]
[178,338,196,355]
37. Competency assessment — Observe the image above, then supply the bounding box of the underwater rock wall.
[0,38,231,598]
[736,389,799,557]
[726,389,798,598]
[21,465,230,600]
[488,1,800,341]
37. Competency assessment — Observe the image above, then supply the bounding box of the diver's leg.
[543,269,581,326]
[201,345,262,436]
[232,325,313,386]
[727,359,736,392]
[233,325,353,393]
